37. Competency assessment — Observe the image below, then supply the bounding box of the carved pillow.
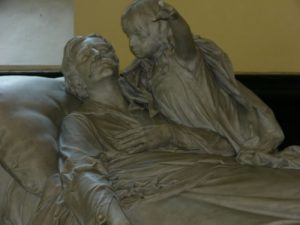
[0,76,79,196]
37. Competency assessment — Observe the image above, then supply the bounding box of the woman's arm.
[59,113,130,225]
[169,124,235,157]
[153,1,198,62]
[114,123,235,157]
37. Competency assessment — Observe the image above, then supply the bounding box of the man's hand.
[114,124,173,153]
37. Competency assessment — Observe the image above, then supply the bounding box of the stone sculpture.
[58,33,300,225]
[1,1,300,225]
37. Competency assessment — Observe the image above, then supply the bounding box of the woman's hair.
[121,0,174,56]
[61,34,117,101]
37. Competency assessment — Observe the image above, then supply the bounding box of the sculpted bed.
[0,75,300,225]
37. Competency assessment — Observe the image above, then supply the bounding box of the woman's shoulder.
[165,49,204,80]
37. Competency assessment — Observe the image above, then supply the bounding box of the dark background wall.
[237,75,300,149]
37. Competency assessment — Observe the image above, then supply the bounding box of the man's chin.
[92,68,116,81]
[101,68,115,77]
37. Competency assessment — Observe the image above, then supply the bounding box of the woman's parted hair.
[61,34,117,101]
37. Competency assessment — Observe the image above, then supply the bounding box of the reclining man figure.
[58,34,234,225]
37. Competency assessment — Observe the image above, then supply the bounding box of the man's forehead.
[82,37,108,46]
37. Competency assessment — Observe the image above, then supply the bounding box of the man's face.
[74,37,119,83]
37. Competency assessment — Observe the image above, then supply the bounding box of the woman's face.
[123,14,162,59]
[74,37,119,83]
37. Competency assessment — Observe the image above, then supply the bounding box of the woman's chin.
[134,53,146,59]
[131,50,146,59]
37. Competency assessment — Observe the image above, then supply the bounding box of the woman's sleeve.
[170,124,235,157]
[58,113,115,225]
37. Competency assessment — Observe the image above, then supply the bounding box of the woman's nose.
[129,36,137,48]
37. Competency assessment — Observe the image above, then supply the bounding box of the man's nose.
[91,48,99,55]
[92,48,103,61]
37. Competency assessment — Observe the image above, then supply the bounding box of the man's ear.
[68,66,89,101]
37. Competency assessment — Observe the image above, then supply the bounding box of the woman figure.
[119,0,284,154]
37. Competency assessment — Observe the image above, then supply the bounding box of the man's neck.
[87,76,128,112]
